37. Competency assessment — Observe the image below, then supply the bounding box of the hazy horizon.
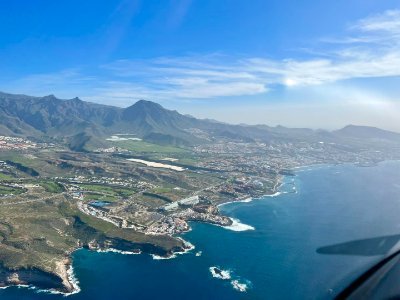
[2,89,399,133]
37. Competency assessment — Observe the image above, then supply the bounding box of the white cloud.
[351,10,400,33]
[95,9,400,100]
[4,9,400,105]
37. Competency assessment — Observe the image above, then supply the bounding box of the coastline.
[35,263,81,296]
[0,235,194,296]
[217,176,284,208]
[0,164,319,296]
[0,259,79,296]
[151,238,195,260]
[0,170,287,296]
[2,161,397,299]
[220,218,255,232]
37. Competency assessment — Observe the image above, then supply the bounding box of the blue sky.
[1,0,400,130]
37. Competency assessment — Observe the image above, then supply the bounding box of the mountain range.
[0,91,399,150]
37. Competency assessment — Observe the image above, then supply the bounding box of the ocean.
[1,161,400,299]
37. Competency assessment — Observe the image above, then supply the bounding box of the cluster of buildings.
[163,195,200,211]
[77,198,190,235]
[93,146,128,153]
[145,216,189,235]
[0,160,11,173]
[0,136,38,150]
[77,201,123,227]
[192,139,389,175]
[173,207,232,227]
[59,175,156,191]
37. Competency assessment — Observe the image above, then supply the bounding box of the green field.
[0,185,25,196]
[77,183,136,201]
[0,152,67,177]
[0,173,13,180]
[39,181,65,193]
[0,153,36,166]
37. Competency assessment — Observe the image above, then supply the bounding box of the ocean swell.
[223,218,255,232]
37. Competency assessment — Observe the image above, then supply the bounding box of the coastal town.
[1,130,398,240]
[0,128,399,294]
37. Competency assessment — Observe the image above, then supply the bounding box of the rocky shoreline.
[0,263,70,294]
[0,176,284,295]
[0,238,191,295]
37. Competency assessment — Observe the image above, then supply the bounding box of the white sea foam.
[218,198,253,207]
[0,265,81,297]
[209,267,251,293]
[223,218,255,232]
[209,267,231,280]
[265,191,281,197]
[36,265,81,296]
[151,254,176,260]
[151,238,194,260]
[96,248,141,255]
[240,198,253,203]
[195,251,202,257]
[217,201,235,207]
[231,280,248,292]
[176,237,195,252]
[0,284,29,290]
[218,191,282,208]
[65,265,81,296]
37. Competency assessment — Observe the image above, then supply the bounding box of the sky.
[0,0,400,131]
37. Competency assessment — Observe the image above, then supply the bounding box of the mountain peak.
[41,94,61,104]
[335,124,400,140]
[131,99,164,110]
[68,97,83,103]
[122,100,171,121]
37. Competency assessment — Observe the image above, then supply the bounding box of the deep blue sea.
[1,161,400,299]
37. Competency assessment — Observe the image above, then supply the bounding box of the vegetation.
[5,160,39,176]
[77,183,136,201]
[0,172,13,180]
[0,153,35,166]
[39,181,65,193]
[0,152,70,177]
[142,192,173,203]
[0,184,24,196]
